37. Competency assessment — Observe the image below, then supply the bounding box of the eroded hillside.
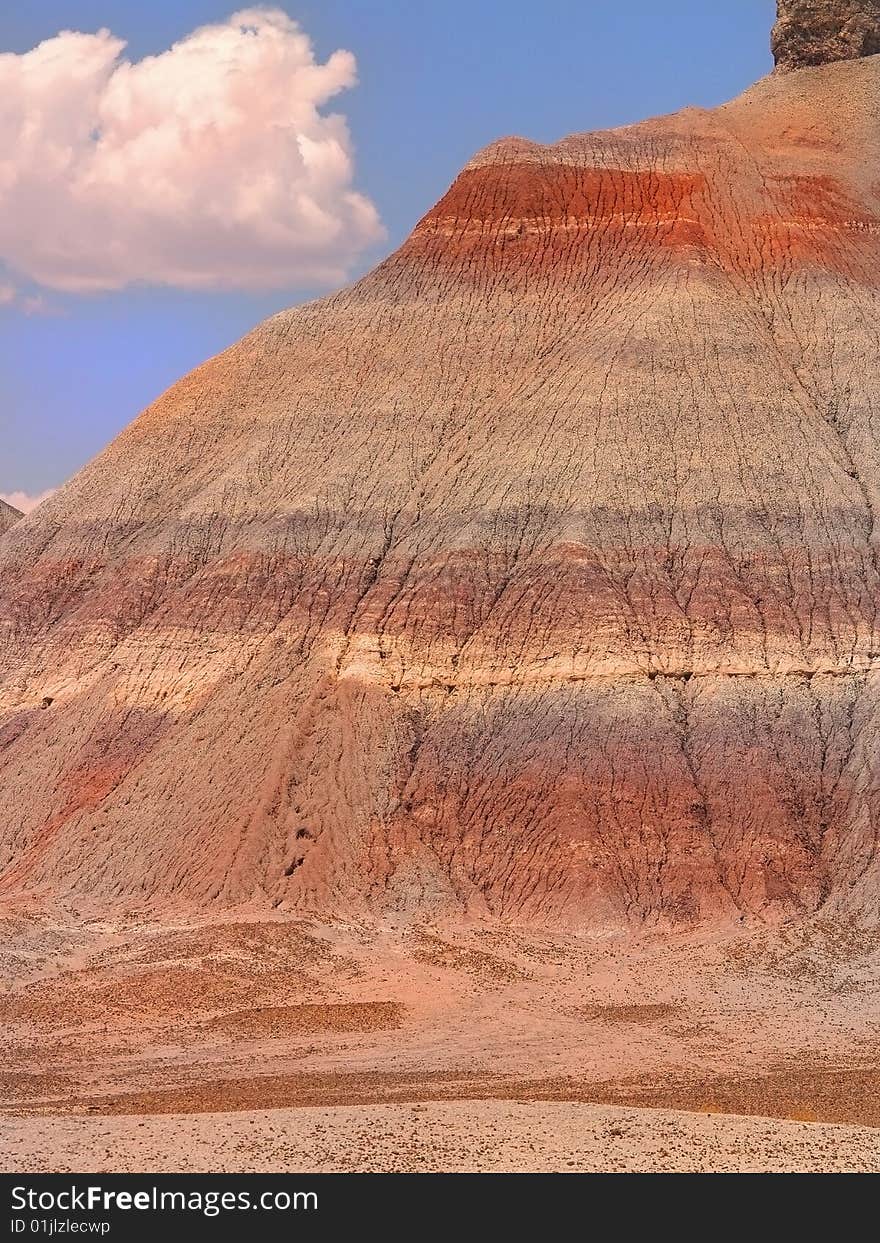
[1,32,879,928]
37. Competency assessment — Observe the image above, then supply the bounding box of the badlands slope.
[0,500,21,537]
[1,54,880,927]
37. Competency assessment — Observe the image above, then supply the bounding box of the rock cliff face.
[0,35,879,927]
[773,0,880,70]
[0,500,22,536]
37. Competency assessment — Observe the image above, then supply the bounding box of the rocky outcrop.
[772,0,880,70]
[0,499,22,536]
[0,41,879,927]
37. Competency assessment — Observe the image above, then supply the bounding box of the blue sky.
[0,1,774,504]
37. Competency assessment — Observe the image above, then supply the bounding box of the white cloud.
[0,8,383,292]
[0,489,56,514]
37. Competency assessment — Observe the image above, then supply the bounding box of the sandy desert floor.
[3,1100,879,1173]
[1,909,879,1172]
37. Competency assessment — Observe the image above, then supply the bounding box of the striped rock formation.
[1,8,879,926]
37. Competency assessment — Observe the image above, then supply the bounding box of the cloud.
[0,489,56,514]
[0,281,58,314]
[19,294,56,316]
[0,8,384,292]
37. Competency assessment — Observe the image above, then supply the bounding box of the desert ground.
[1,911,878,1171]
[4,1101,879,1174]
